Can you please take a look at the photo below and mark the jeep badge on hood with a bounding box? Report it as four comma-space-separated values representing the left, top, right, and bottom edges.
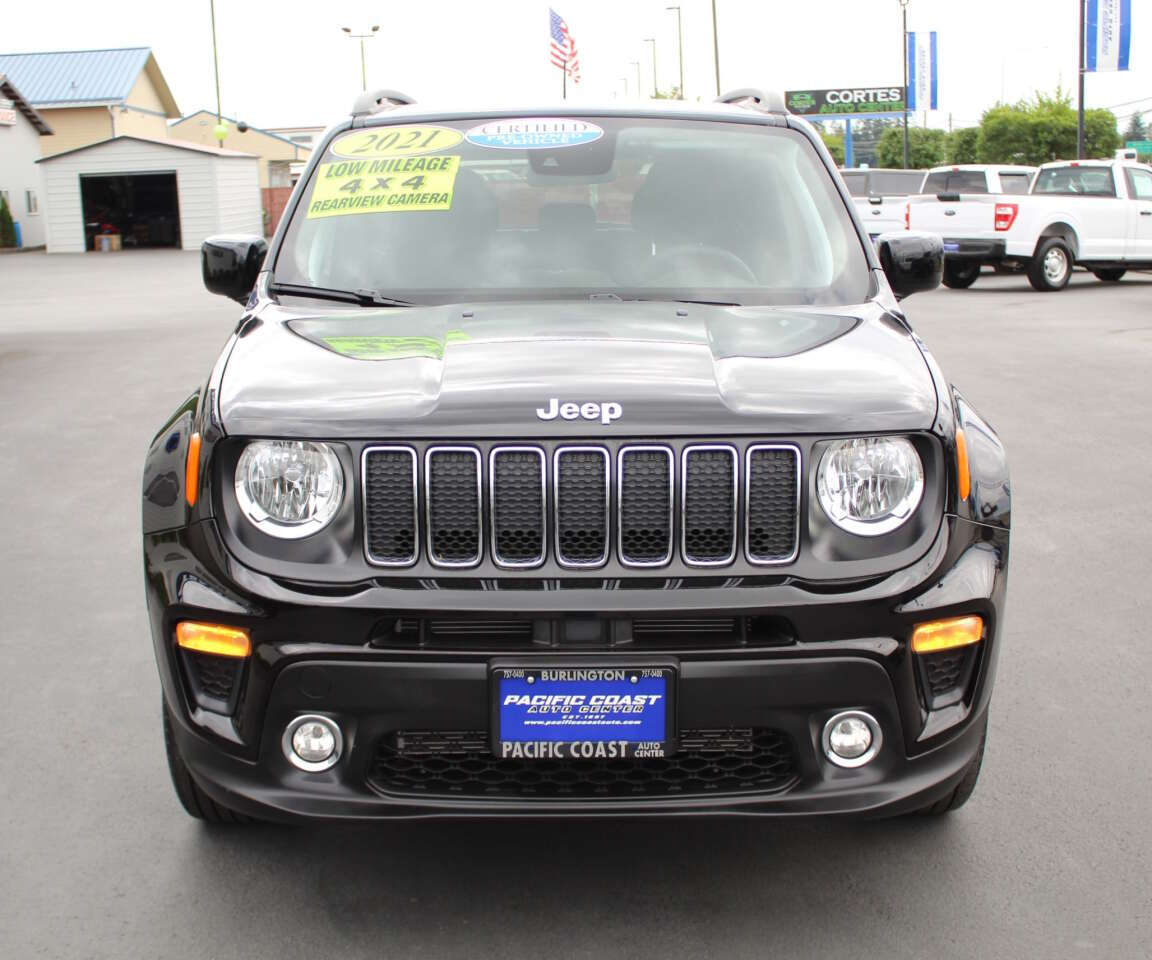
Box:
536, 398, 622, 425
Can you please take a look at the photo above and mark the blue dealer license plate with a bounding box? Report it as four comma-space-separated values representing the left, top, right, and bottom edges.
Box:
493, 666, 674, 760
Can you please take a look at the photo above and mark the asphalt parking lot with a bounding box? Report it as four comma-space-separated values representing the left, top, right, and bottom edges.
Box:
2, 250, 1150, 959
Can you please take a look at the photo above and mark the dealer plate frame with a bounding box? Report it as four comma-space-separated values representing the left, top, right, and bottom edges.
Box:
489, 658, 678, 760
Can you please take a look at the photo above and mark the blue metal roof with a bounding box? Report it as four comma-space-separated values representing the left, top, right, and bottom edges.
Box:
0, 47, 152, 106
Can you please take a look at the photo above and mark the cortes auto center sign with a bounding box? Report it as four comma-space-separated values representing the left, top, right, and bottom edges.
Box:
786, 87, 907, 116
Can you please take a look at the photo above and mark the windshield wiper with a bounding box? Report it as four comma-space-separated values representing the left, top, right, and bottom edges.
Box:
636, 297, 743, 307
269, 282, 414, 307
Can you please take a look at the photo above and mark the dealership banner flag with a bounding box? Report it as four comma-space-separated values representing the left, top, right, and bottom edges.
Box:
1086, 0, 1132, 72
906, 31, 938, 111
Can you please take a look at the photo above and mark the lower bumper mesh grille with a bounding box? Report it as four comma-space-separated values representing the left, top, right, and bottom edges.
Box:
367, 728, 798, 799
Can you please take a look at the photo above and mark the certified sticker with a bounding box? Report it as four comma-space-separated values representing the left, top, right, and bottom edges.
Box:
465, 118, 604, 150
329, 125, 464, 159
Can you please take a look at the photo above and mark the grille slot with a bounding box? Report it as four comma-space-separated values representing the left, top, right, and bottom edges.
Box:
745, 445, 800, 564
363, 447, 418, 566
618, 446, 673, 566
554, 447, 609, 567
682, 445, 737, 565
425, 447, 482, 567
368, 728, 798, 799
490, 447, 546, 567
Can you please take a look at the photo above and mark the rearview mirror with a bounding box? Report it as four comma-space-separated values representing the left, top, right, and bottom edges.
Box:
201, 235, 268, 304
876, 231, 943, 300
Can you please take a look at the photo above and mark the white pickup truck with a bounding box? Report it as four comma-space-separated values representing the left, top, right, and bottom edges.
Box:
908, 159, 1152, 291
840, 168, 924, 239
906, 164, 1037, 287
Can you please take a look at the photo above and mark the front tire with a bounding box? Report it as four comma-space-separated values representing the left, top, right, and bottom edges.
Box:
1027, 238, 1073, 291
912, 719, 987, 816
1092, 268, 1126, 282
942, 260, 981, 289
163, 702, 254, 823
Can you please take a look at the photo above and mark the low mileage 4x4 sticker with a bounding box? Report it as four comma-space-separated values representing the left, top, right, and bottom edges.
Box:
305, 156, 461, 218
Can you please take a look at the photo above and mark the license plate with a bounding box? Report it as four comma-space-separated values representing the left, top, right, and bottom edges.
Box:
492, 666, 674, 760
943, 242, 961, 253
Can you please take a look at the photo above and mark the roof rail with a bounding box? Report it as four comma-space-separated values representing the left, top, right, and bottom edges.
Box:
715, 88, 787, 115
351, 88, 416, 118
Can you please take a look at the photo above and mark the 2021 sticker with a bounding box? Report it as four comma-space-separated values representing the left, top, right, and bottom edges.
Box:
464, 118, 603, 150
329, 125, 464, 159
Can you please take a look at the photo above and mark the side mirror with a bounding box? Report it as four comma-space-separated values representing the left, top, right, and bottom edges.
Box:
201, 235, 268, 304
876, 231, 943, 300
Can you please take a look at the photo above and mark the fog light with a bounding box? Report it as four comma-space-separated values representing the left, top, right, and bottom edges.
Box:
822, 711, 882, 768
282, 715, 343, 772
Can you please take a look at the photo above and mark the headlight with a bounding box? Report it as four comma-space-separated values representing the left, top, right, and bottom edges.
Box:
234, 440, 344, 538
817, 436, 924, 536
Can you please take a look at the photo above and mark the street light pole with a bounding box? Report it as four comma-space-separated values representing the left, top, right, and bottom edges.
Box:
666, 6, 683, 99
209, 0, 223, 148
711, 0, 721, 95
342, 25, 379, 91
620, 77, 629, 97
631, 61, 642, 99
900, 0, 910, 168
644, 38, 657, 97
1077, 0, 1086, 159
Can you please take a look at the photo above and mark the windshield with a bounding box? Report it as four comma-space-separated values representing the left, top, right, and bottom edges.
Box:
273, 116, 871, 306
921, 169, 989, 194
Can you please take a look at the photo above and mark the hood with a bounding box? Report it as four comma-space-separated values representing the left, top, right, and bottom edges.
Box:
217, 299, 938, 438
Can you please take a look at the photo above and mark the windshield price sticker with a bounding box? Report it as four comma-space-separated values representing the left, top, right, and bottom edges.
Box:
306, 156, 461, 218
496, 667, 670, 759
329, 125, 464, 158
465, 118, 603, 150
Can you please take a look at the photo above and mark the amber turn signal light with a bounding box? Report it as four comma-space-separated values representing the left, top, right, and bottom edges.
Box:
185, 432, 202, 507
176, 622, 251, 658
955, 429, 971, 501
911, 615, 983, 654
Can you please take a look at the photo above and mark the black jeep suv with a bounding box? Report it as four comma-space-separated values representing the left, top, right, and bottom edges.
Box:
143, 89, 1008, 823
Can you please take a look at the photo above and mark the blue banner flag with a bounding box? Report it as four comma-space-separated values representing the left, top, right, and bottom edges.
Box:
907, 31, 938, 111
1086, 0, 1132, 72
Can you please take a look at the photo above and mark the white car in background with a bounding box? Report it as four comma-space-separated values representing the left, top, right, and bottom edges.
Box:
839, 168, 924, 239
907, 164, 1038, 287
911, 160, 1152, 291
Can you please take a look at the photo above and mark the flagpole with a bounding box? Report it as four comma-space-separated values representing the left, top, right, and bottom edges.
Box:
1077, 0, 1086, 159
563, 66, 567, 100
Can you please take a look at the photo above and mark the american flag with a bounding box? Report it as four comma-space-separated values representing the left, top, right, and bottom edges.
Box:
549, 8, 580, 83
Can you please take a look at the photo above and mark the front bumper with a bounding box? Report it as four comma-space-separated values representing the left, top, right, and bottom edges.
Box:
148, 515, 1008, 821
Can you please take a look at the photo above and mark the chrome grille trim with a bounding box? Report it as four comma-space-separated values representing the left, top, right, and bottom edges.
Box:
553, 446, 610, 569
489, 446, 547, 569
617, 445, 674, 568
424, 446, 482, 568
744, 443, 802, 565
361, 446, 419, 568
680, 444, 738, 567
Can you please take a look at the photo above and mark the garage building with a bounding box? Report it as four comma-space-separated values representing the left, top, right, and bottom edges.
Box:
37, 134, 261, 253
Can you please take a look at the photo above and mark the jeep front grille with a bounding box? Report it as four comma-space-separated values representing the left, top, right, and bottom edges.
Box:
362, 441, 800, 570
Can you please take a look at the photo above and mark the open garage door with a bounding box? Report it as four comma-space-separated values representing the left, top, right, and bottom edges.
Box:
80, 173, 181, 250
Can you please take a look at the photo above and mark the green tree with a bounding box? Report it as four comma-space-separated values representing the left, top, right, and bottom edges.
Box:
0, 194, 16, 248
1124, 112, 1148, 142
820, 131, 845, 165
977, 89, 1119, 164
876, 126, 949, 169
948, 127, 980, 164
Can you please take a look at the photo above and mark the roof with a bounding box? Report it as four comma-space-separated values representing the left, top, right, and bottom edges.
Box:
170, 109, 313, 151
0, 74, 53, 134
0, 47, 179, 116
37, 133, 257, 163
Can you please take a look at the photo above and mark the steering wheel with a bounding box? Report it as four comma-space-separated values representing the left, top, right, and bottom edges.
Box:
641, 243, 757, 285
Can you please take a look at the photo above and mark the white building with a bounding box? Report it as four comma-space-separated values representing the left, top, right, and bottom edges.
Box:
37, 134, 262, 254
0, 75, 54, 248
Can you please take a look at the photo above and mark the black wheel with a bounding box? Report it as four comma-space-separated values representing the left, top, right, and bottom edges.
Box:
912, 719, 987, 816
1027, 238, 1073, 291
163, 702, 253, 823
941, 260, 981, 289
1092, 268, 1126, 282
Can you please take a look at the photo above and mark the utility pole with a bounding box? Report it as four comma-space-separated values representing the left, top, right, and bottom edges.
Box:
711, 0, 721, 95
900, 0, 910, 168
667, 6, 683, 99
342, 25, 379, 91
1077, 0, 1086, 159
631, 61, 642, 99
620, 77, 629, 97
209, 0, 223, 148
644, 38, 657, 97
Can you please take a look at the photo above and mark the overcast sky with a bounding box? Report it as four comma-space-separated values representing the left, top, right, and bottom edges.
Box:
3, 0, 1148, 132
